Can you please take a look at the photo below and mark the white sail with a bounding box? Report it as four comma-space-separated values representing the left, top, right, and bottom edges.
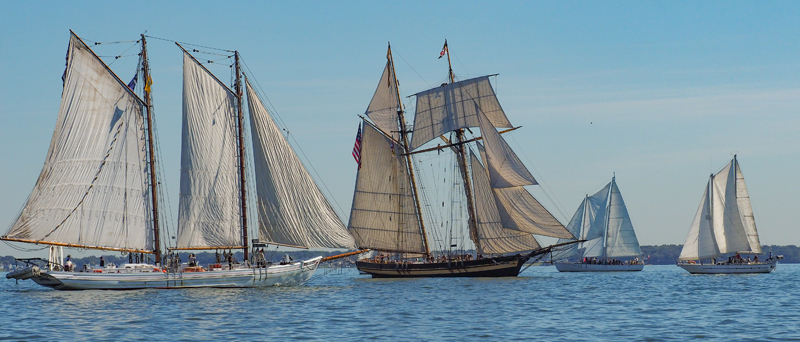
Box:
470, 152, 540, 254
247, 81, 356, 249
365, 61, 400, 139
410, 76, 512, 150
476, 107, 536, 188
176, 52, 242, 249
679, 183, 720, 260
605, 179, 642, 257
735, 161, 761, 253
347, 122, 426, 254
679, 157, 761, 260
3, 33, 153, 251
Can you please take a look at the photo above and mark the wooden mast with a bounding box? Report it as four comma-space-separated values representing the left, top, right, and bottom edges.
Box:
444, 40, 482, 253
388, 44, 431, 257
141, 34, 161, 265
234, 51, 249, 261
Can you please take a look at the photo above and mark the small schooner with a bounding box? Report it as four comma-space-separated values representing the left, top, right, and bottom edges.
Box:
349, 42, 577, 278
3, 31, 355, 290
553, 176, 644, 272
677, 155, 779, 274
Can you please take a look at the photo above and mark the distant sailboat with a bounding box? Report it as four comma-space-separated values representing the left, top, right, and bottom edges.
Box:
554, 176, 644, 272
4, 31, 355, 289
350, 42, 577, 278
677, 156, 779, 274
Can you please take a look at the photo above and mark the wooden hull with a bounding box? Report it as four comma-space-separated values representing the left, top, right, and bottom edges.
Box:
554, 262, 643, 272
356, 255, 526, 278
8, 257, 322, 290
677, 260, 777, 274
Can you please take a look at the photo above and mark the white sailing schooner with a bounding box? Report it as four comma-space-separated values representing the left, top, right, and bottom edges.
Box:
4, 31, 355, 290
677, 156, 778, 274
351, 42, 577, 278
554, 177, 644, 272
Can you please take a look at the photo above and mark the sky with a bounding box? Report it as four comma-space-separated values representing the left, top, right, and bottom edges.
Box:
1, 1, 799, 258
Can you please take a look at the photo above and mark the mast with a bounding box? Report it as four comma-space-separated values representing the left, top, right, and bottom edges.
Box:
444, 40, 481, 253
388, 44, 430, 257
141, 34, 161, 265
234, 51, 249, 261
602, 176, 613, 260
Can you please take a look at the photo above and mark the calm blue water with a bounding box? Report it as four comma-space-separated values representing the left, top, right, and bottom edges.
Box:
1, 264, 799, 341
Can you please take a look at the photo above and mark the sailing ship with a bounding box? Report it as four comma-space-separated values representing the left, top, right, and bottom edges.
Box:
677, 156, 779, 274
349, 42, 577, 278
3, 31, 356, 290
553, 176, 644, 272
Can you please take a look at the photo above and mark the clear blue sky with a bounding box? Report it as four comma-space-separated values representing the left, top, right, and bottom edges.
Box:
2, 1, 799, 257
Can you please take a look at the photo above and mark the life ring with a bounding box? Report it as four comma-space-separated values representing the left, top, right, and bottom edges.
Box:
93, 270, 103, 273
153, 268, 161, 272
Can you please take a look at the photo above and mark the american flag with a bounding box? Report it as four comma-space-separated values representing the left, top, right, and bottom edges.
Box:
352, 123, 362, 166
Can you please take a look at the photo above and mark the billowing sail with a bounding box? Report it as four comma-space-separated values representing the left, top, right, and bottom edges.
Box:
365, 61, 399, 139
347, 122, 426, 254
735, 162, 761, 253
176, 52, 242, 249
679, 156, 760, 260
679, 184, 719, 260
470, 152, 540, 254
477, 108, 536, 188
247, 81, 356, 249
605, 179, 642, 257
3, 33, 153, 252
410, 76, 512, 150
474, 140, 571, 239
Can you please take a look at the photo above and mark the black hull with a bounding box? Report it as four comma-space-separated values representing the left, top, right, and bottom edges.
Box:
356, 255, 527, 278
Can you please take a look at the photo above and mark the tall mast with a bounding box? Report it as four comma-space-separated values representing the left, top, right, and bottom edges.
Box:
388, 44, 430, 257
444, 40, 481, 253
234, 51, 249, 261
141, 34, 161, 265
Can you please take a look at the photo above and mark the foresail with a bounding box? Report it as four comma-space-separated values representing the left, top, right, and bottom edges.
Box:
735, 159, 761, 253
492, 187, 572, 238
679, 181, 719, 260
410, 76, 512, 150
365, 61, 400, 139
176, 52, 242, 249
4, 33, 153, 251
604, 179, 642, 257
247, 82, 356, 249
477, 108, 536, 188
347, 122, 426, 254
470, 152, 540, 254
585, 183, 611, 241
554, 198, 587, 260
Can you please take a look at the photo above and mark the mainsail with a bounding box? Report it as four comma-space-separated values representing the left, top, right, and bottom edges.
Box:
246, 81, 356, 249
2, 32, 153, 252
175, 51, 242, 249
347, 122, 426, 254
679, 156, 760, 260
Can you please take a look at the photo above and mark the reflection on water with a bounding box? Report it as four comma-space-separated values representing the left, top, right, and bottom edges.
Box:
2, 265, 799, 341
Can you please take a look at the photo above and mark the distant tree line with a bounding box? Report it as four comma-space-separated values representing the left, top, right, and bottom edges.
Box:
641, 245, 799, 264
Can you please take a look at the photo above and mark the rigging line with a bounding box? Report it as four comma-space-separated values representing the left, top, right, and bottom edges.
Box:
89, 39, 140, 45
144, 35, 235, 53
392, 48, 432, 89
507, 134, 570, 223
104, 41, 141, 67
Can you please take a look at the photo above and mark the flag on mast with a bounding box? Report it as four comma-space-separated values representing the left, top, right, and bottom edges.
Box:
438, 40, 448, 59
352, 123, 362, 167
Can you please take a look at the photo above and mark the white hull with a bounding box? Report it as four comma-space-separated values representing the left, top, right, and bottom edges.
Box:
677, 260, 777, 274
18, 257, 321, 290
554, 262, 644, 272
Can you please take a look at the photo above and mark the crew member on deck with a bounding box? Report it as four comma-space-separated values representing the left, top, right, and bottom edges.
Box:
99, 256, 105, 267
